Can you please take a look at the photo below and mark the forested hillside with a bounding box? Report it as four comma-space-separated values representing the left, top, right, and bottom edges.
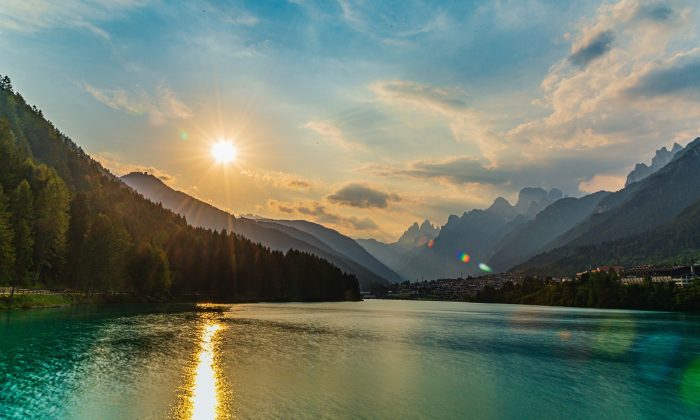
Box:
0, 75, 359, 301
516, 197, 700, 277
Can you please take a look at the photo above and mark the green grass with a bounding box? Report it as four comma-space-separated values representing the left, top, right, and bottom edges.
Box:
0, 294, 73, 310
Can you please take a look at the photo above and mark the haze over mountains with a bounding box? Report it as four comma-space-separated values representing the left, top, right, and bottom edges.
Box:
0, 79, 360, 302
122, 172, 400, 290
357, 139, 700, 281
123, 135, 700, 286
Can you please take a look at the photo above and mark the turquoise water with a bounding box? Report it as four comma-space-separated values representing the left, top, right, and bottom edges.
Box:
1, 300, 699, 419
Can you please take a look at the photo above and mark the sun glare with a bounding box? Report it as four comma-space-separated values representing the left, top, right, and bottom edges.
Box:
211, 141, 237, 164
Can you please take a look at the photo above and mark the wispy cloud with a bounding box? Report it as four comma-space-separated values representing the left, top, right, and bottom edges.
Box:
303, 120, 366, 151
83, 83, 192, 125
268, 200, 378, 231
0, 0, 146, 39
93, 151, 176, 182
239, 169, 313, 191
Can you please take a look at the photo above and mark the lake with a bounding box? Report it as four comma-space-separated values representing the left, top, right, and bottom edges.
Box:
1, 300, 699, 419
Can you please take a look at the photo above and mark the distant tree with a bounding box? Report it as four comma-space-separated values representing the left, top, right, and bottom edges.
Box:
0, 76, 12, 92
0, 185, 15, 286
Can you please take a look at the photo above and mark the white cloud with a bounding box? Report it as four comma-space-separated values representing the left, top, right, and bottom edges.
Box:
0, 0, 147, 39
84, 83, 192, 125
303, 120, 366, 151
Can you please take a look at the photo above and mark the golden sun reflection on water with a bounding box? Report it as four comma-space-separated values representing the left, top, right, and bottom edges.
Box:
192, 323, 223, 419
176, 321, 227, 420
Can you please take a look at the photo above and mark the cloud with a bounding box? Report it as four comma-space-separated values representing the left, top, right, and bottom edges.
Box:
498, 0, 700, 194
267, 200, 295, 213
239, 169, 313, 191
371, 80, 468, 114
303, 120, 365, 151
327, 183, 400, 208
635, 3, 674, 22
371, 147, 633, 194
384, 157, 506, 186
371, 80, 500, 160
83, 83, 192, 125
269, 200, 378, 231
568, 30, 614, 67
625, 51, 700, 98
578, 174, 626, 193
0, 0, 146, 39
92, 151, 176, 182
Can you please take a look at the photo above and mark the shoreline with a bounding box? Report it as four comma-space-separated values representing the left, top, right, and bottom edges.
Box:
0, 293, 362, 311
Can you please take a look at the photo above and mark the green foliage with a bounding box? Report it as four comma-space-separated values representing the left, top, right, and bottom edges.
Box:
10, 180, 35, 288
476, 272, 700, 311
0, 74, 360, 302
0, 185, 15, 283
128, 242, 172, 297
0, 294, 71, 310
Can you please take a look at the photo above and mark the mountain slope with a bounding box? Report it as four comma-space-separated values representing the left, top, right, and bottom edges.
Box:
121, 172, 394, 288
392, 188, 563, 280
549, 138, 700, 250
258, 219, 402, 284
0, 77, 359, 301
517, 196, 700, 276
488, 191, 610, 271
625, 143, 683, 186
517, 137, 700, 275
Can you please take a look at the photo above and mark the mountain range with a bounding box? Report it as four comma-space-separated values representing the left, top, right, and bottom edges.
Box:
0, 77, 360, 301
122, 172, 400, 290
358, 140, 700, 280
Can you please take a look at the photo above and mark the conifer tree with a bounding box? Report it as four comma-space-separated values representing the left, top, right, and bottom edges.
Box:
0, 185, 15, 286
10, 180, 34, 297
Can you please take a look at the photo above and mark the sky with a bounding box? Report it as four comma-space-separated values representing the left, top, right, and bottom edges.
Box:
2, 0, 700, 241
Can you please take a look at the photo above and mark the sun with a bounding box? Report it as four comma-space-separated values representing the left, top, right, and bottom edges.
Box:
211, 140, 237, 164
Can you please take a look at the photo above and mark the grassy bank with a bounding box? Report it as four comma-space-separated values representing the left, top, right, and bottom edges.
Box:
0, 294, 73, 310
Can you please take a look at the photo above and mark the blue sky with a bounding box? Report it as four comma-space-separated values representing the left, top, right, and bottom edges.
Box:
2, 0, 700, 240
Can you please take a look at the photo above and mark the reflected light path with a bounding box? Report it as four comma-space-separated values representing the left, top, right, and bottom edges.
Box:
190, 323, 225, 420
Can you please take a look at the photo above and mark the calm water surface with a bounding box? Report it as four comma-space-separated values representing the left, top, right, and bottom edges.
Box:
1, 300, 700, 419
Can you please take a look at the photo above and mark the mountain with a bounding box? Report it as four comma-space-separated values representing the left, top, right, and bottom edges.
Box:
357, 220, 440, 279
548, 138, 700, 250
121, 172, 397, 289
396, 220, 440, 249
625, 143, 683, 186
518, 196, 700, 276
488, 191, 610, 272
256, 218, 402, 284
385, 187, 563, 280
0, 76, 359, 301
518, 137, 700, 274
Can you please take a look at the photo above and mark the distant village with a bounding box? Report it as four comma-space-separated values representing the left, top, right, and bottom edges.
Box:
367, 263, 700, 301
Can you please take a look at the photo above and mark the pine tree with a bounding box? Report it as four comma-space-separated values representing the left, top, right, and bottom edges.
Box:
32, 166, 70, 284
10, 180, 34, 297
0, 185, 15, 286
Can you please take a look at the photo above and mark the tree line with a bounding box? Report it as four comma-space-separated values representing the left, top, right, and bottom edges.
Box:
0, 75, 360, 302
475, 271, 700, 311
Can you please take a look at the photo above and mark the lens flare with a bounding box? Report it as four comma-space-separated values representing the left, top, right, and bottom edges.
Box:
458, 252, 470, 263
681, 358, 700, 408
180, 130, 189, 141
427, 239, 435, 249
592, 316, 636, 357
478, 263, 493, 273
558, 330, 572, 341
